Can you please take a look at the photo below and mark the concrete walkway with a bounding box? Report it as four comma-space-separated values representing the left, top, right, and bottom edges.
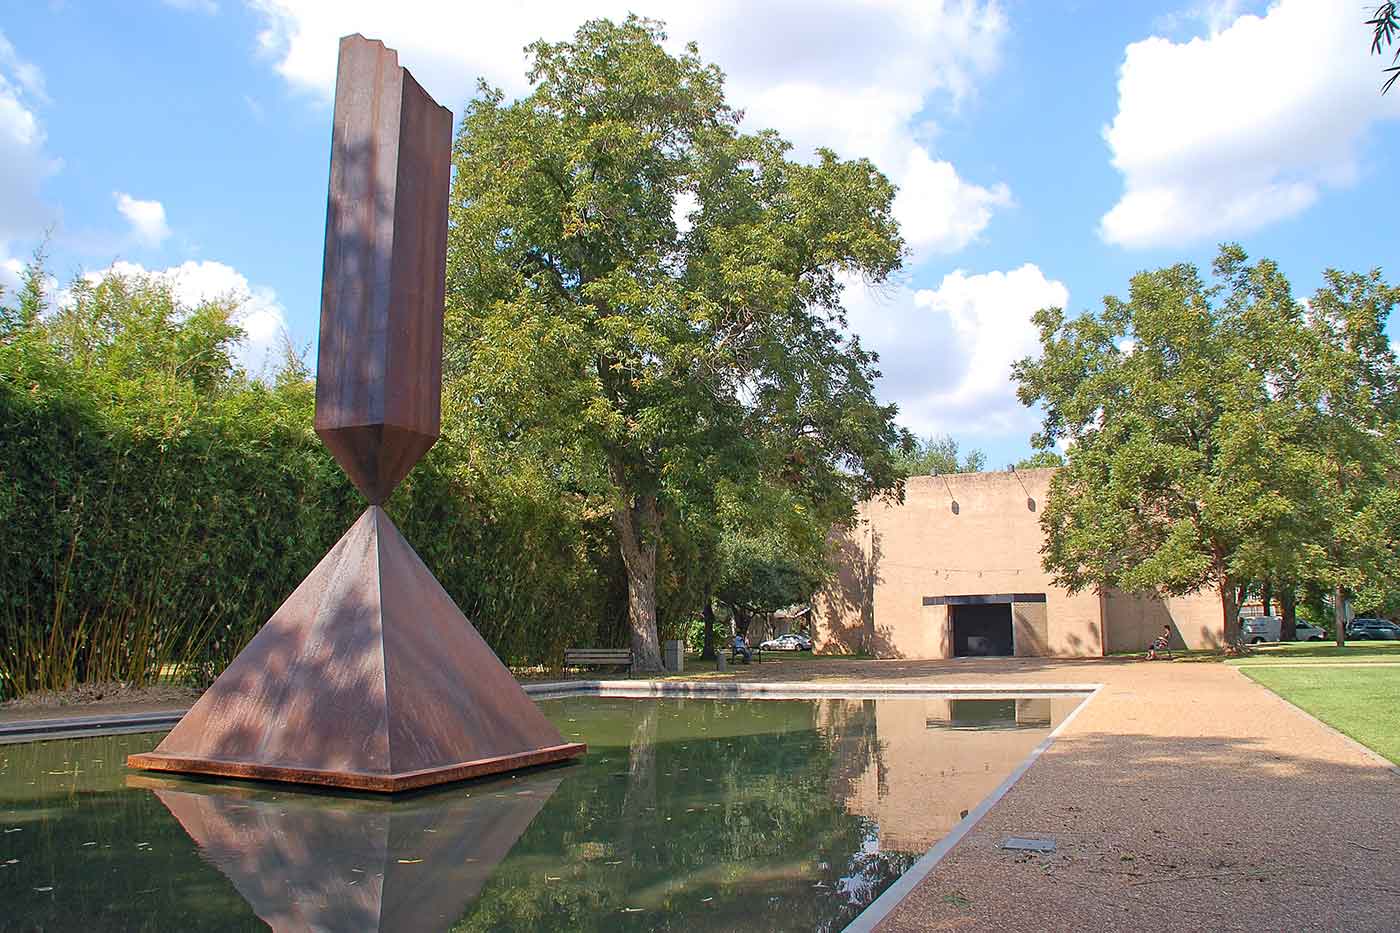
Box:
3, 656, 1396, 931
722, 657, 1398, 933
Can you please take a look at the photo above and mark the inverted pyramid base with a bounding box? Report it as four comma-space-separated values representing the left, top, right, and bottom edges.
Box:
127, 742, 585, 793
127, 506, 586, 793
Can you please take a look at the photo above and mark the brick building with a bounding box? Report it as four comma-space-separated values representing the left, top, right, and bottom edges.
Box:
813, 469, 1224, 658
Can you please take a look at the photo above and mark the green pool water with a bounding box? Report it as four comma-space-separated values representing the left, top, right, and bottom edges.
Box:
0, 694, 1080, 931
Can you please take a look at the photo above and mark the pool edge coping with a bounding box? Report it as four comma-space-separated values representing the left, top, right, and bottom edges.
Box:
0, 679, 1101, 740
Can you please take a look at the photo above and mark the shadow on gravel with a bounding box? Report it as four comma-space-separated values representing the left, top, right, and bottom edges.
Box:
884, 729, 1400, 933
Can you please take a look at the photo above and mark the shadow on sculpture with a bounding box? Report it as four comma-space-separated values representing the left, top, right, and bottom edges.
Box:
128, 34, 585, 791
128, 770, 561, 931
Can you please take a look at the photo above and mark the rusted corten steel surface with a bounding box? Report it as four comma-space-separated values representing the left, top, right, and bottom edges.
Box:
313, 34, 452, 505
136, 771, 561, 931
128, 34, 584, 793
128, 508, 586, 792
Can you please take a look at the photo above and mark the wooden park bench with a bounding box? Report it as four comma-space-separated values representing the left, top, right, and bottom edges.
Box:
728, 644, 764, 664
564, 648, 633, 673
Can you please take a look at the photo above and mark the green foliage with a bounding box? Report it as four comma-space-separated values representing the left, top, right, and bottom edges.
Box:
446, 17, 910, 667
891, 433, 986, 476
1013, 450, 1064, 469
1369, 2, 1400, 93
716, 529, 822, 619
1015, 245, 1400, 642
0, 262, 620, 698
455, 697, 913, 931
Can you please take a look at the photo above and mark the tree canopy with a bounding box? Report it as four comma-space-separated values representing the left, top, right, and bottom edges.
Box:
445, 17, 910, 669
1013, 450, 1065, 470
1014, 245, 1400, 644
890, 433, 986, 476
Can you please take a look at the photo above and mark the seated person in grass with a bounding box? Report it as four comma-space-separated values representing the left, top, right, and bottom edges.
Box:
1147, 625, 1172, 659
732, 633, 752, 663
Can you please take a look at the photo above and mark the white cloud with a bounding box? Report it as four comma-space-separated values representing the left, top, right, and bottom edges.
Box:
114, 192, 172, 248
0, 30, 59, 278
79, 259, 291, 375
1102, 0, 1400, 248
1, 256, 25, 296
247, 0, 1012, 256
895, 149, 1012, 254
844, 264, 1067, 438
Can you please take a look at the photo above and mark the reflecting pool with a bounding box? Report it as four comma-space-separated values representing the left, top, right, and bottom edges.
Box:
0, 694, 1082, 931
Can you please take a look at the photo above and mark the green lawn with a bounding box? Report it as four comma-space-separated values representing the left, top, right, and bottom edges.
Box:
1237, 663, 1400, 765
1231, 642, 1400, 664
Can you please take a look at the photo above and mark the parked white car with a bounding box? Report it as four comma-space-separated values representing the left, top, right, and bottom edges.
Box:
1241, 615, 1326, 643
760, 633, 814, 651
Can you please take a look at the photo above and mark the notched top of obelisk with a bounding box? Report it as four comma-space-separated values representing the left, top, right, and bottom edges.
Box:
314, 34, 453, 501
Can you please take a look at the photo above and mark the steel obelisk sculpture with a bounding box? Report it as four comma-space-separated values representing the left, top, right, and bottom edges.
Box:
128, 35, 585, 792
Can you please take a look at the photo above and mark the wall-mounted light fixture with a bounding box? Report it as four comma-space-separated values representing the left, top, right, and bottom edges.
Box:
934, 472, 959, 514
1009, 465, 1037, 512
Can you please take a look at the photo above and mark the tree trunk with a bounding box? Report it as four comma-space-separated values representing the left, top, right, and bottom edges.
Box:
700, 587, 716, 660
1221, 579, 1241, 646
1333, 584, 1347, 648
1261, 580, 1273, 617
613, 493, 664, 672
1280, 586, 1297, 642
733, 605, 752, 638
619, 704, 658, 860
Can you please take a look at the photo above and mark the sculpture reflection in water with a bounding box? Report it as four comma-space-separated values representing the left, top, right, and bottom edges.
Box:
74, 696, 1083, 932
127, 771, 560, 933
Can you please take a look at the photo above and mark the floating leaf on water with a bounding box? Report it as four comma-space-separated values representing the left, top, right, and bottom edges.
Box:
81, 842, 96, 847
397, 858, 423, 864
621, 908, 643, 913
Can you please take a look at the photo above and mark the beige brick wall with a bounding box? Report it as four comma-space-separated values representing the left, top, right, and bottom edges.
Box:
1103, 590, 1226, 651
813, 469, 1221, 657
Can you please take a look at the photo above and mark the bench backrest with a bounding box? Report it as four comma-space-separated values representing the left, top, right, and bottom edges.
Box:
564, 648, 632, 663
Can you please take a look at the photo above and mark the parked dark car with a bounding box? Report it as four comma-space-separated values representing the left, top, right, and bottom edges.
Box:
1346, 618, 1400, 640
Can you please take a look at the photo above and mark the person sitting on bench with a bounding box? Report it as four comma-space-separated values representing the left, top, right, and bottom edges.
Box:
731, 633, 753, 663
1146, 625, 1171, 659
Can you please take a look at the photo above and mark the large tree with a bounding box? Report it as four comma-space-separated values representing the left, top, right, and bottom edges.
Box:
1016, 247, 1400, 647
445, 17, 908, 670
1288, 270, 1400, 644
1012, 247, 1307, 644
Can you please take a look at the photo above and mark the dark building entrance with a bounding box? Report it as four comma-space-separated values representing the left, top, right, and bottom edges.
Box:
951, 603, 1014, 656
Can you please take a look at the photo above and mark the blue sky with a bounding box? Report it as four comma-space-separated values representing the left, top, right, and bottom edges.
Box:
2, 0, 1398, 467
